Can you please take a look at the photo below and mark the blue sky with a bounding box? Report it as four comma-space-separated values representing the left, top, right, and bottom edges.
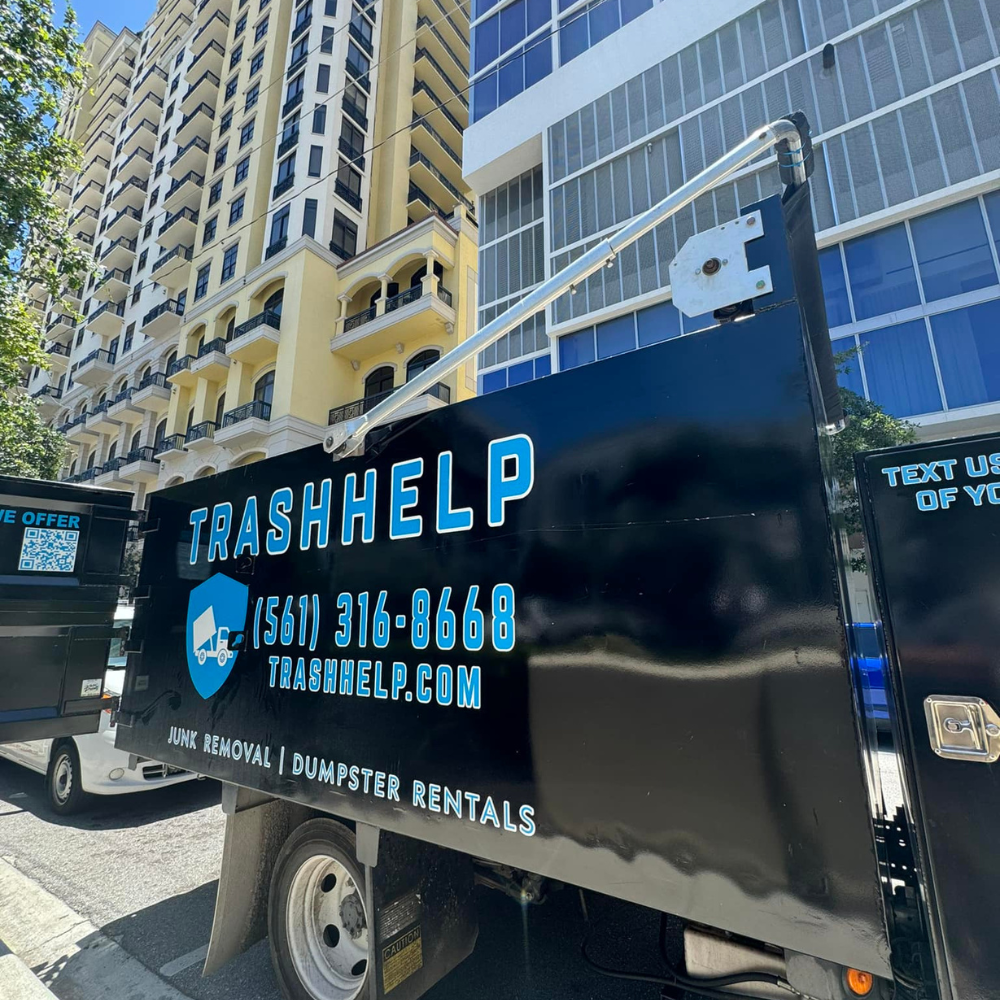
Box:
57, 0, 155, 39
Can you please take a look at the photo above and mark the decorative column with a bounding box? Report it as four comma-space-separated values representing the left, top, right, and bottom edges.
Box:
422, 250, 439, 299
376, 273, 391, 316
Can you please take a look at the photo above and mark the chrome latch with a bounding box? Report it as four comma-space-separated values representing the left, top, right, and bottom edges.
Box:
924, 695, 1000, 763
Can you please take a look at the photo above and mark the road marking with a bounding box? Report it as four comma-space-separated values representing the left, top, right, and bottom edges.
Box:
0, 858, 189, 1000
159, 943, 208, 978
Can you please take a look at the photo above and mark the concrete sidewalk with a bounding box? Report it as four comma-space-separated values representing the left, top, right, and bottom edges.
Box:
0, 938, 56, 999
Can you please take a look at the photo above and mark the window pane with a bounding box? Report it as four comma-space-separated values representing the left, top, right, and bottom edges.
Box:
472, 76, 498, 122
589, 0, 620, 45
910, 200, 997, 302
558, 327, 595, 369
931, 300, 1000, 409
482, 369, 507, 393
859, 319, 941, 417
818, 246, 852, 327
524, 29, 551, 88
985, 191, 1000, 262
844, 224, 920, 320
534, 353, 551, 377
500, 0, 525, 52
303, 198, 317, 238
832, 335, 864, 397
636, 299, 681, 346
498, 51, 524, 104
475, 14, 499, 71
559, 10, 588, 63
507, 359, 534, 385
596, 313, 635, 359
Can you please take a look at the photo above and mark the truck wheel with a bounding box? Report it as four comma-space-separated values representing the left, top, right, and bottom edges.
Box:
48, 741, 86, 815
197, 649, 207, 665
217, 649, 228, 667
269, 818, 370, 1000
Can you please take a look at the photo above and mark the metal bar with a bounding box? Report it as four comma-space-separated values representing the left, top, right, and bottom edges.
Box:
325, 116, 806, 458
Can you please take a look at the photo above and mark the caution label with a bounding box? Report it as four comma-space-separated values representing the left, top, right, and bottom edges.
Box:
381, 925, 422, 993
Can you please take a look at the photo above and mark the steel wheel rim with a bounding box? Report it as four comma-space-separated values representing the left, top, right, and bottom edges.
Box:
53, 753, 73, 803
286, 853, 369, 1000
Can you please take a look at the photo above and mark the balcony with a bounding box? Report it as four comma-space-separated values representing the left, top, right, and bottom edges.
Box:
185, 40, 225, 83
192, 10, 229, 49
104, 205, 143, 241
154, 433, 187, 458
175, 102, 214, 147
338, 137, 365, 171
64, 468, 99, 484
121, 118, 158, 158
291, 14, 311, 42
94, 457, 128, 487
185, 420, 218, 450
407, 182, 448, 222
30, 384, 63, 416
136, 64, 168, 96
93, 91, 127, 126
277, 129, 299, 158
410, 116, 462, 177
118, 146, 154, 180
332, 284, 456, 357
94, 267, 132, 300
80, 154, 111, 187
342, 95, 368, 132
75, 231, 95, 249
74, 348, 116, 386
158, 206, 199, 243
100, 235, 137, 271
110, 175, 148, 212
53, 182, 73, 207
328, 382, 451, 426
141, 298, 186, 335
85, 399, 122, 435
264, 237, 287, 260
192, 337, 231, 381
228, 310, 280, 364
84, 129, 116, 160
132, 371, 172, 414
413, 46, 468, 120
334, 178, 362, 210
108, 386, 145, 424
273, 174, 295, 200
215, 399, 271, 448
164, 170, 205, 213
132, 89, 164, 121
166, 353, 197, 387
106, 71, 133, 101
150, 244, 193, 288
417, 0, 468, 57
46, 341, 71, 371
412, 81, 465, 147
66, 412, 98, 442
69, 205, 100, 237
181, 70, 220, 114
282, 89, 304, 118
118, 446, 160, 483
169, 136, 210, 178
87, 298, 126, 337
72, 179, 105, 211
345, 59, 370, 93
415, 16, 468, 109
408, 149, 473, 216
348, 19, 374, 56
46, 314, 74, 338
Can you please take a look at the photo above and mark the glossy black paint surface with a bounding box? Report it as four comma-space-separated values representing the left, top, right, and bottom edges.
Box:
0, 475, 133, 743
119, 194, 888, 975
859, 435, 1000, 1000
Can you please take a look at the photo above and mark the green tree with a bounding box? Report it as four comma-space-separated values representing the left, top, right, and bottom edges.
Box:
0, 0, 87, 478
832, 349, 917, 570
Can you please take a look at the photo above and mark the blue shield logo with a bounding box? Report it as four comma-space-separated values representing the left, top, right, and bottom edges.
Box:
185, 573, 249, 699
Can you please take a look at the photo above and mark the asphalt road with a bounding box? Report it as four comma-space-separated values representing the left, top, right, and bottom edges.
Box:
0, 757, 659, 1000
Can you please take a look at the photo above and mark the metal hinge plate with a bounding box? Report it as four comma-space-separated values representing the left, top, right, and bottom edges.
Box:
924, 694, 1000, 762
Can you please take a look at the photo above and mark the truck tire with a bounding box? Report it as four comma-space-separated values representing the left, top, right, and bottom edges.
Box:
48, 741, 87, 815
269, 818, 370, 1000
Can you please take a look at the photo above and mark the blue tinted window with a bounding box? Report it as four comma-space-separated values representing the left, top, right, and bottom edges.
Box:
985, 191, 1000, 261
472, 76, 498, 122
474, 0, 499, 16
498, 50, 524, 104
524, 30, 551, 87
910, 200, 997, 302
534, 354, 551, 377
621, 0, 653, 24
527, 0, 548, 32
596, 313, 636, 359
859, 320, 941, 417
589, 0, 620, 45
636, 299, 681, 346
482, 369, 507, 394
474, 14, 499, 71
832, 335, 864, 397
507, 359, 534, 385
500, 0, 525, 50
818, 246, 852, 327
931, 300, 1000, 408
559, 8, 588, 62
559, 328, 596, 369
844, 224, 920, 321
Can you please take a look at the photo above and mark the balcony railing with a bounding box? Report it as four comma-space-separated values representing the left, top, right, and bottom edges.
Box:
87, 299, 126, 324
222, 399, 271, 426
409, 149, 474, 212
328, 387, 391, 424
171, 136, 210, 167
125, 445, 159, 465
335, 179, 362, 209
119, 146, 154, 174
84, 129, 116, 155
105, 205, 143, 230
386, 284, 422, 313
100, 456, 127, 475
76, 231, 95, 246
137, 65, 168, 89
178, 102, 215, 132
264, 236, 287, 259
414, 46, 468, 106
411, 116, 461, 167
124, 118, 159, 143
277, 130, 299, 157
343, 304, 376, 332
183, 69, 221, 100
329, 239, 356, 260
138, 371, 169, 390
282, 89, 304, 117
342, 96, 368, 131
152, 243, 193, 272
143, 298, 186, 327
198, 337, 228, 357
192, 10, 229, 46
349, 21, 373, 55
72, 180, 105, 204
273, 174, 295, 199
338, 137, 365, 169
291, 14, 311, 40
415, 16, 466, 76
95, 266, 132, 292
412, 81, 465, 136
113, 386, 134, 404
188, 40, 225, 74
114, 175, 149, 200
46, 342, 71, 357
100, 236, 137, 261
166, 170, 205, 196
186, 420, 217, 443
167, 355, 195, 377
67, 467, 99, 483
438, 285, 453, 306
80, 347, 116, 367
158, 206, 199, 236
154, 433, 187, 455
345, 60, 370, 92
31, 384, 63, 401
407, 182, 449, 219
233, 309, 281, 340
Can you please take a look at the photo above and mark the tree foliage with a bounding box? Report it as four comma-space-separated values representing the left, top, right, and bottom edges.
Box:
831, 349, 917, 570
0, 0, 87, 477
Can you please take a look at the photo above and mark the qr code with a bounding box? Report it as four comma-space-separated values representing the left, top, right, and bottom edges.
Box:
18, 527, 80, 573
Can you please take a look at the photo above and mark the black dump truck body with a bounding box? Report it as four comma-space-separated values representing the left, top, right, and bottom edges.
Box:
116, 190, 897, 988
0, 475, 133, 743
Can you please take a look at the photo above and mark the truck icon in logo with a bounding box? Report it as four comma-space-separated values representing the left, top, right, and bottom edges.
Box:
185, 573, 249, 699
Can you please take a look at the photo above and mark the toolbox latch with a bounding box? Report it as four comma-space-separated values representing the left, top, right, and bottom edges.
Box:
924, 695, 1000, 762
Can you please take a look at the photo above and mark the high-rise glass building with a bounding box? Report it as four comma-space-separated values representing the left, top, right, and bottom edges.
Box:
27, 0, 477, 506
465, 0, 1000, 449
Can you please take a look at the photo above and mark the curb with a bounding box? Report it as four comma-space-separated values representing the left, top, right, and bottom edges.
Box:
0, 939, 57, 999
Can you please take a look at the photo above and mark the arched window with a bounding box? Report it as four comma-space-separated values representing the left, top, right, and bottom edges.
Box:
369, 283, 398, 308
254, 370, 275, 406
226, 316, 235, 340
263, 288, 284, 318
130, 430, 142, 454
165, 350, 177, 373
108, 441, 117, 462
406, 349, 439, 381
98, 391, 107, 405
138, 364, 150, 383
69, 460, 77, 476
408, 261, 442, 288
154, 418, 167, 446
86, 451, 96, 470
186, 407, 195, 431
365, 366, 394, 399
215, 394, 226, 426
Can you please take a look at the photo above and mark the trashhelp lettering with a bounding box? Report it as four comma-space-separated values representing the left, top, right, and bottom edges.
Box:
187, 434, 535, 564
